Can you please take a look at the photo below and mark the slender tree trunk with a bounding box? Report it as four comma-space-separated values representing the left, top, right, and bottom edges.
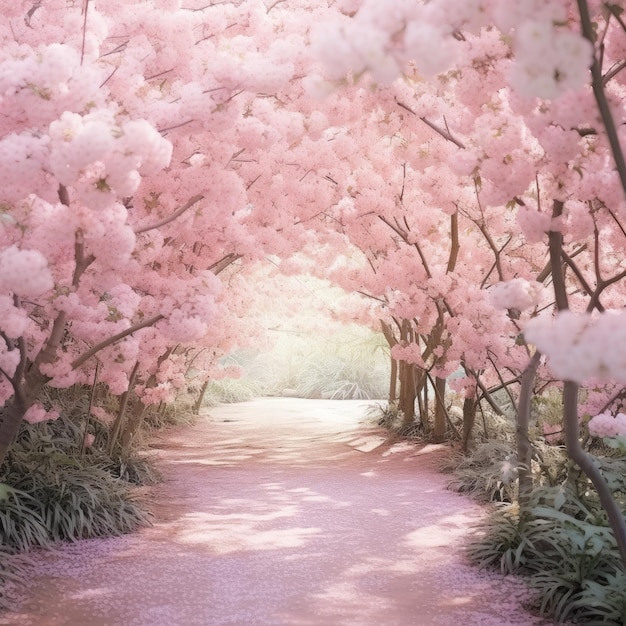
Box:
542, 190, 626, 565
0, 401, 27, 463
81, 363, 100, 456
517, 351, 541, 507
399, 361, 416, 428
107, 361, 140, 455
416, 371, 429, 433
121, 397, 147, 452
380, 319, 399, 409
122, 347, 176, 450
193, 379, 210, 414
461, 395, 478, 453
433, 377, 447, 440
563, 381, 626, 567
389, 358, 398, 404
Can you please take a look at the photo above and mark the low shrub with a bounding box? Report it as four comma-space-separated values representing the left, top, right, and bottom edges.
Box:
0, 408, 154, 605
468, 458, 626, 624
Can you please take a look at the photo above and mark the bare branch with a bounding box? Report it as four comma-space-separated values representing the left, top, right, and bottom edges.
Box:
134, 195, 204, 234
100, 41, 129, 58
80, 0, 90, 66
396, 100, 466, 149
560, 248, 598, 309
578, 0, 626, 200
603, 59, 626, 85
0, 366, 16, 390
100, 66, 119, 89
158, 119, 195, 134
71, 314, 164, 370
548, 200, 568, 310
208, 253, 242, 275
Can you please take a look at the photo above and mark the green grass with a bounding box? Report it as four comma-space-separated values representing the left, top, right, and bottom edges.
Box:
0, 404, 155, 606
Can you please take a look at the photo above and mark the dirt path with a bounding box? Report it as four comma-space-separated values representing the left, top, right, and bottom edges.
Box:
2, 398, 553, 626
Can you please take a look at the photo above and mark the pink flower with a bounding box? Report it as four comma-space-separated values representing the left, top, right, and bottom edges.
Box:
23, 404, 60, 424
0, 246, 54, 297
588, 412, 626, 439
489, 278, 545, 311
524, 311, 626, 384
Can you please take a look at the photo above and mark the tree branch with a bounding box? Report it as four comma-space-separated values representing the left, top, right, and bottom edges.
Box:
396, 100, 466, 149
564, 381, 626, 566
548, 200, 568, 310
517, 351, 542, 506
134, 195, 204, 234
578, 0, 626, 199
71, 314, 164, 370
208, 253, 242, 275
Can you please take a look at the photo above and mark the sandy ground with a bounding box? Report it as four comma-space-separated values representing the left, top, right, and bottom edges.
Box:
1, 398, 557, 626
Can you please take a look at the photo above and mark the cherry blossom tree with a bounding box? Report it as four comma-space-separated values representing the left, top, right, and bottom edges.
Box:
2, 0, 626, 568
308, 0, 626, 565
0, 0, 345, 462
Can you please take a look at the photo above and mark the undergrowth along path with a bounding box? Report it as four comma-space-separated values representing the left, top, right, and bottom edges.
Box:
3, 398, 554, 625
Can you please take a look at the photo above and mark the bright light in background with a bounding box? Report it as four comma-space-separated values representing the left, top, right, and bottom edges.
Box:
206, 262, 391, 405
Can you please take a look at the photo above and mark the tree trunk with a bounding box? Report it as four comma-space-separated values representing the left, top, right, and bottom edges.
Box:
517, 352, 541, 507
389, 358, 398, 404
563, 381, 626, 568
0, 364, 51, 465
107, 361, 140, 455
416, 371, 429, 433
461, 395, 478, 452
398, 361, 416, 428
121, 397, 147, 452
193, 379, 210, 414
433, 377, 447, 440
0, 401, 27, 464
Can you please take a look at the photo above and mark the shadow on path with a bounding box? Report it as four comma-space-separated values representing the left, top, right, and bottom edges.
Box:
2, 399, 554, 626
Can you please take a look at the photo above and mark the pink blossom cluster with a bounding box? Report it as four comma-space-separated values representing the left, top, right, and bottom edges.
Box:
311, 0, 592, 100
23, 404, 60, 425
588, 412, 626, 439
391, 343, 425, 368
49, 111, 172, 210
0, 245, 54, 298
525, 311, 626, 384
0, 336, 20, 384
509, 19, 593, 99
0, 42, 103, 130
0, 0, 622, 443
489, 279, 545, 311
90, 406, 114, 426
138, 383, 174, 406
310, 1, 460, 84
0, 132, 51, 205
0, 295, 29, 339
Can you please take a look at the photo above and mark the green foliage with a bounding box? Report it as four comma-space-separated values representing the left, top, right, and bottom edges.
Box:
1, 416, 151, 550
141, 398, 198, 431
445, 441, 519, 503
98, 451, 160, 486
0, 403, 154, 607
206, 375, 264, 405
0, 484, 49, 551
293, 349, 387, 399
468, 460, 626, 624
0, 380, 193, 611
